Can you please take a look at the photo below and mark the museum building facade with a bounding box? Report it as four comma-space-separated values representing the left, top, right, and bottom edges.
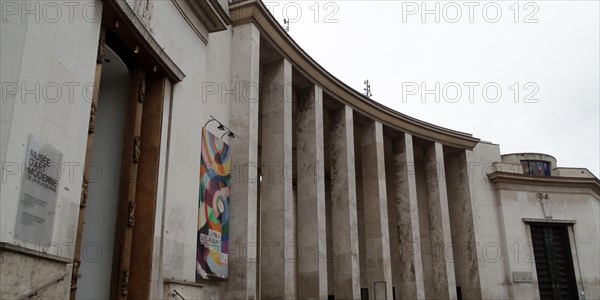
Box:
1, 0, 598, 299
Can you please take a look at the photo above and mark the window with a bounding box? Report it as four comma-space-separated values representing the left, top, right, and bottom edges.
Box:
521, 160, 552, 176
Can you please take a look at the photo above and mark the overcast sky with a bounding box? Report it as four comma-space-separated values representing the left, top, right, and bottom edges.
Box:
265, 0, 600, 177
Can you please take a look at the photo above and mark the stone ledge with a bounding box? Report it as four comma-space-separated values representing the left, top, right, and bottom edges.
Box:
0, 242, 72, 264
164, 278, 205, 288
522, 218, 576, 225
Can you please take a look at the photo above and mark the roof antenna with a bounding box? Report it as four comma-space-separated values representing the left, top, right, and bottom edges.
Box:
283, 19, 290, 32
364, 80, 372, 98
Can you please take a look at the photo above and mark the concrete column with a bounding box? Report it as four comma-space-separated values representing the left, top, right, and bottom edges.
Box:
260, 59, 295, 299
226, 23, 260, 300
325, 183, 334, 297
414, 156, 435, 298
424, 142, 457, 299
388, 134, 425, 300
355, 125, 368, 290
360, 121, 393, 300
329, 106, 361, 299
445, 151, 482, 299
296, 86, 328, 299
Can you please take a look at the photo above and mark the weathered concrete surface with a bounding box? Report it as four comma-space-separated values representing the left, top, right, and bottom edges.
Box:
0, 250, 70, 299
445, 151, 482, 300
386, 134, 425, 300
329, 106, 361, 299
424, 142, 457, 300
355, 123, 368, 291
296, 86, 328, 299
360, 121, 393, 300
259, 59, 296, 299
226, 22, 260, 299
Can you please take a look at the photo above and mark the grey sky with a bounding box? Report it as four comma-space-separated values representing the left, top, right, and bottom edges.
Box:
265, 0, 600, 177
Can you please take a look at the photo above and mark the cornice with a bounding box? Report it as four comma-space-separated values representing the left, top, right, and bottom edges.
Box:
172, 0, 231, 44
229, 0, 480, 149
487, 171, 600, 196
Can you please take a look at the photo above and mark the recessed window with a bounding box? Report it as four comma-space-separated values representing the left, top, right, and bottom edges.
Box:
521, 160, 552, 176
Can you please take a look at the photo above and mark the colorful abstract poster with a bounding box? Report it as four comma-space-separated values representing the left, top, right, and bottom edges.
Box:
197, 128, 230, 281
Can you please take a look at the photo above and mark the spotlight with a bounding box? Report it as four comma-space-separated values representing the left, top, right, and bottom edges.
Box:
204, 115, 220, 128
204, 115, 240, 140
221, 131, 236, 140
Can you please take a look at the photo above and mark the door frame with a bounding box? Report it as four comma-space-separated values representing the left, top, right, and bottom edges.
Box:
525, 219, 582, 300
70, 1, 176, 298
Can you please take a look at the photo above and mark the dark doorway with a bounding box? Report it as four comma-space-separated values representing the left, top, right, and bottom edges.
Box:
530, 224, 579, 300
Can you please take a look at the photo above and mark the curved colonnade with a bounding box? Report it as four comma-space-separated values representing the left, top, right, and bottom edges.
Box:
226, 1, 481, 299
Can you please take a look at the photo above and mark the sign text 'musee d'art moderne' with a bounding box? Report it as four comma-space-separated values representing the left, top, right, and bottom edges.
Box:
15, 134, 63, 244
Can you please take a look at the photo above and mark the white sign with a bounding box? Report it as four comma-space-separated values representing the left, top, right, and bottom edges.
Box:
200, 229, 222, 253
14, 134, 62, 243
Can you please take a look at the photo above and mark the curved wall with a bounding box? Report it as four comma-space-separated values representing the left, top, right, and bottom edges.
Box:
502, 153, 558, 171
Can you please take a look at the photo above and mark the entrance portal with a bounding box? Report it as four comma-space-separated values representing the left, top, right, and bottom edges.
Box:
76, 46, 129, 299
530, 224, 579, 300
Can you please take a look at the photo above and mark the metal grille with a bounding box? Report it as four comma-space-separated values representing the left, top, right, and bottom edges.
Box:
530, 224, 579, 300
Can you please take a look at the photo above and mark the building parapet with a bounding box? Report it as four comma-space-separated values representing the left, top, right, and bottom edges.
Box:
487, 171, 600, 196
490, 162, 523, 174
554, 167, 596, 178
